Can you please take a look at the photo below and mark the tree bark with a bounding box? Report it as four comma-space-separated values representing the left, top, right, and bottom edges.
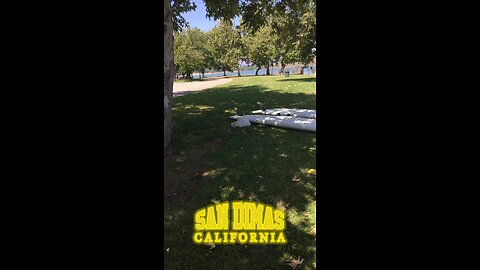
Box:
266, 62, 270, 76
280, 61, 286, 75
237, 66, 241, 76
164, 0, 174, 158
255, 66, 261, 76
223, 69, 226, 76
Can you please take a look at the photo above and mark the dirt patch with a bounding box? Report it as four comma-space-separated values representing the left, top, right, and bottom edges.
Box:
173, 78, 232, 97
164, 138, 223, 206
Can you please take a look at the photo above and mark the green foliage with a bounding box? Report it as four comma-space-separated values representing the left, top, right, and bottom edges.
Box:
270, 11, 300, 67
171, 0, 316, 76
204, 0, 241, 22
219, 0, 316, 72
207, 21, 244, 73
270, 0, 316, 67
293, 1, 316, 65
174, 28, 210, 78
243, 24, 276, 70
171, 0, 197, 31
204, 0, 313, 32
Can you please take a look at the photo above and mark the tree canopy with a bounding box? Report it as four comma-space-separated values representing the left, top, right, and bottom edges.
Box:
171, 0, 197, 31
242, 24, 276, 74
171, 0, 316, 74
174, 28, 210, 79
207, 21, 244, 75
203, 0, 314, 31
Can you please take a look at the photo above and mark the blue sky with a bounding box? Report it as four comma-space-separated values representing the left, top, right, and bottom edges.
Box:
181, 0, 240, 32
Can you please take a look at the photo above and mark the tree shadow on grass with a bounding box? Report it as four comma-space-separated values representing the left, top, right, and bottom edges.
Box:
277, 77, 317, 83
165, 83, 317, 270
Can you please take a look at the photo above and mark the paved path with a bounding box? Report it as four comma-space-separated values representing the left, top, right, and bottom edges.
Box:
173, 78, 232, 97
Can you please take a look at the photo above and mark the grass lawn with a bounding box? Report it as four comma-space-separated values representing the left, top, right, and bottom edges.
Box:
165, 75, 317, 269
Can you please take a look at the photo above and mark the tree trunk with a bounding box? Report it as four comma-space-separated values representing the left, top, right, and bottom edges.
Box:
280, 61, 286, 75
202, 72, 205, 78
223, 69, 226, 76
255, 66, 261, 76
164, 0, 174, 158
266, 62, 270, 76
237, 66, 241, 77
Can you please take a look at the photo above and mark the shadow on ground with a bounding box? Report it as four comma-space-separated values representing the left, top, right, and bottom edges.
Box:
277, 77, 317, 83
164, 81, 316, 270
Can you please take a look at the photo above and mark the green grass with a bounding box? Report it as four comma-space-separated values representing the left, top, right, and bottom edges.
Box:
165, 75, 316, 269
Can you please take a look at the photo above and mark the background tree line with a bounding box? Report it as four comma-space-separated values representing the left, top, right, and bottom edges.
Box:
173, 1, 316, 80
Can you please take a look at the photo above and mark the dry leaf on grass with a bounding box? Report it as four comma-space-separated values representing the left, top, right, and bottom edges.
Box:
307, 169, 316, 175
287, 257, 304, 269
204, 243, 216, 249
308, 228, 316, 237
292, 176, 301, 182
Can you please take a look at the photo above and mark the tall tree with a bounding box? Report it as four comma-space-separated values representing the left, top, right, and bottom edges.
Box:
269, 0, 316, 74
174, 28, 209, 79
234, 25, 247, 76
293, 0, 316, 73
164, 0, 195, 157
164, 1, 174, 158
271, 13, 300, 75
208, 20, 243, 76
243, 24, 276, 75
191, 29, 212, 78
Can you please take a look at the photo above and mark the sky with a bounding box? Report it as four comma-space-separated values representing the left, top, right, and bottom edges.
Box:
181, 0, 240, 32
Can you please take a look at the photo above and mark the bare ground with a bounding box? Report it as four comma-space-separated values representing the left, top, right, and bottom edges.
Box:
164, 138, 223, 207
173, 78, 232, 97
